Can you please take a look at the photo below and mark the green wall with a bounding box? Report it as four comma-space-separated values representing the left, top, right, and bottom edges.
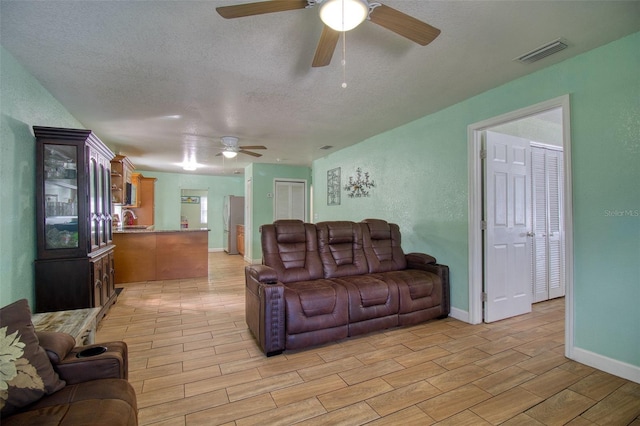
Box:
2, 31, 638, 373
312, 32, 640, 367
0, 47, 84, 307
135, 170, 244, 250
246, 163, 312, 261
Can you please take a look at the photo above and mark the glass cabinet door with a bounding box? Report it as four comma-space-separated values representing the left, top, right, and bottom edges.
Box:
97, 163, 106, 247
43, 143, 79, 251
104, 170, 113, 244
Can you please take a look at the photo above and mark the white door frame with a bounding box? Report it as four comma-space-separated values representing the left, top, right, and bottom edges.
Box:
245, 177, 253, 262
467, 94, 575, 359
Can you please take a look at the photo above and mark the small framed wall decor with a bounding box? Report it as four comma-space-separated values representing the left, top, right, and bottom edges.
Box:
327, 167, 341, 206
181, 196, 200, 204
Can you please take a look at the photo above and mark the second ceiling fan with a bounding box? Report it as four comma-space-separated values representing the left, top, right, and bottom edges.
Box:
216, 0, 441, 67
217, 136, 266, 158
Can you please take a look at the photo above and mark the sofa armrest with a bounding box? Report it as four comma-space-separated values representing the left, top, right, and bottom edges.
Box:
245, 266, 285, 356
432, 263, 450, 318
405, 255, 451, 318
405, 252, 437, 267
246, 264, 279, 284
53, 341, 129, 385
37, 331, 76, 364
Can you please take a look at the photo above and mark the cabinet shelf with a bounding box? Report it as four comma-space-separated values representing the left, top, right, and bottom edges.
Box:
46, 179, 78, 190
110, 155, 134, 206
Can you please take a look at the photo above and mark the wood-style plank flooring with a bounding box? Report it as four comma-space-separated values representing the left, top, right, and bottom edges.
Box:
97, 252, 640, 425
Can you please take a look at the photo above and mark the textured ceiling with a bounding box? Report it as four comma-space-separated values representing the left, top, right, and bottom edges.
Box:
2, 1, 639, 175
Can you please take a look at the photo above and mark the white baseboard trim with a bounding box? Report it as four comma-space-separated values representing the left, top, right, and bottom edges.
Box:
208, 248, 224, 252
449, 307, 470, 323
571, 347, 640, 384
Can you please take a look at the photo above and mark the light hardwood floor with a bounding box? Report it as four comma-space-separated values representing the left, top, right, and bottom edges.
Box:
97, 252, 640, 425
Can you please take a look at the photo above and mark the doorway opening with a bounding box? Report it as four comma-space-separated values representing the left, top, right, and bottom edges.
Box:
467, 95, 575, 359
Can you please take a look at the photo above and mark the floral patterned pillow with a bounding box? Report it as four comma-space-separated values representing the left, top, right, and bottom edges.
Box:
0, 299, 65, 417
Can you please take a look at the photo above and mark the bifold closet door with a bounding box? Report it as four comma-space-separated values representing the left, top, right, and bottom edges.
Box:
274, 180, 306, 221
531, 145, 565, 303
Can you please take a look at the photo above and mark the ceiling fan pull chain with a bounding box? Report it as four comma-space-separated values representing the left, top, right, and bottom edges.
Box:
342, 27, 347, 88
341, 0, 347, 88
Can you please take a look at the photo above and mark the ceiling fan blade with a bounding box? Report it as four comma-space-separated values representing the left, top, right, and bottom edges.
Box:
216, 0, 308, 19
239, 145, 267, 150
369, 4, 441, 46
312, 25, 340, 67
239, 150, 263, 157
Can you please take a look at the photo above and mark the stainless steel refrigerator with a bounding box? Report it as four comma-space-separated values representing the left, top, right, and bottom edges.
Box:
223, 195, 244, 254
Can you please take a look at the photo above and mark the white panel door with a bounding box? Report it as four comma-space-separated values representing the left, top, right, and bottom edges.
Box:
484, 131, 532, 322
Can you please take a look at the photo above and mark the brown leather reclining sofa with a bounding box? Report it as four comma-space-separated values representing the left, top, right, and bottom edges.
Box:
245, 219, 450, 356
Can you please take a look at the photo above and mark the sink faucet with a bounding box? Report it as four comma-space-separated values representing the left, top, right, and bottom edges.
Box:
122, 209, 137, 225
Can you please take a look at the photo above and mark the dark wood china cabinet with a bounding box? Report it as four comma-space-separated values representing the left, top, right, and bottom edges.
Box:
34, 126, 117, 322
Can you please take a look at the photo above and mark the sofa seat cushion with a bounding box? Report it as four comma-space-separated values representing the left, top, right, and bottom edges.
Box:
3, 379, 137, 426
284, 280, 349, 334
330, 275, 399, 323
374, 270, 441, 313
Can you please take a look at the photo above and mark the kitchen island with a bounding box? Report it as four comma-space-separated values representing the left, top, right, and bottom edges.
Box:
113, 228, 209, 283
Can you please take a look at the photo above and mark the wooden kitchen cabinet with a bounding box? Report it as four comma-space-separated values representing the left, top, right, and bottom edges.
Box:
237, 225, 245, 256
34, 126, 117, 321
110, 154, 134, 206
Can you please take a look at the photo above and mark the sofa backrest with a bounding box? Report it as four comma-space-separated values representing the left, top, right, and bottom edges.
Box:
361, 219, 407, 273
261, 220, 324, 283
316, 221, 368, 278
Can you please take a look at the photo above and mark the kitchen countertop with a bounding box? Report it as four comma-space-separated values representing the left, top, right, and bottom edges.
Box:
113, 227, 210, 233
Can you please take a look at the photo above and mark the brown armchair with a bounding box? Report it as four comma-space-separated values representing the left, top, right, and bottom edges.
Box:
2, 330, 137, 425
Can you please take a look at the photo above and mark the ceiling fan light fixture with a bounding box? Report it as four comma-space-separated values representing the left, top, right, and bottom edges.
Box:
222, 149, 238, 159
320, 0, 368, 32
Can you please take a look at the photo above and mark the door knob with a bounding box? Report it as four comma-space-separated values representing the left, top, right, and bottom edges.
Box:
526, 232, 535, 237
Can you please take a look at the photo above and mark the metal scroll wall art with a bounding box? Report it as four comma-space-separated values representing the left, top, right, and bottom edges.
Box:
327, 167, 341, 205
344, 167, 375, 198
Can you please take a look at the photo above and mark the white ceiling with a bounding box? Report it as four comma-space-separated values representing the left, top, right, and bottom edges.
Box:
2, 1, 639, 175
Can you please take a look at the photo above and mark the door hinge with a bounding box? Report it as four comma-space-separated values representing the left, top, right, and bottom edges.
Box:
481, 220, 487, 230
480, 148, 487, 159
482, 292, 488, 302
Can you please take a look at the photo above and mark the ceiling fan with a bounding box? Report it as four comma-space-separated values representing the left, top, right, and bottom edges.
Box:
216, 136, 267, 158
216, 0, 441, 67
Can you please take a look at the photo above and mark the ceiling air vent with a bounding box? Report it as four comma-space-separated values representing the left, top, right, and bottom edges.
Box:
515, 39, 568, 64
